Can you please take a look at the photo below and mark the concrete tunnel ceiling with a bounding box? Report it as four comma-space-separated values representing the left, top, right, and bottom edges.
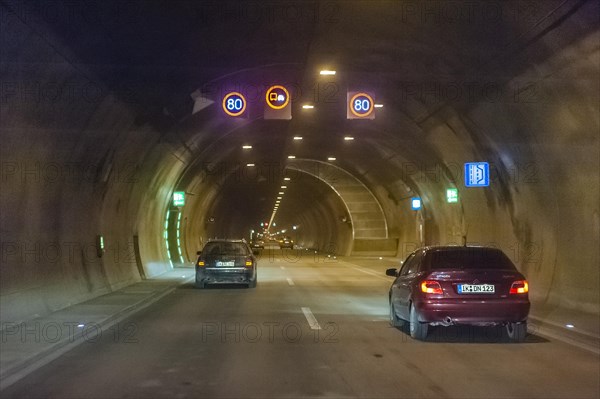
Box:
1, 0, 598, 326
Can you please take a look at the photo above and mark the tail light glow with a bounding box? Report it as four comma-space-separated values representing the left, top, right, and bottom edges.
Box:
245, 260, 253, 267
510, 280, 529, 294
421, 280, 443, 294
198, 260, 205, 267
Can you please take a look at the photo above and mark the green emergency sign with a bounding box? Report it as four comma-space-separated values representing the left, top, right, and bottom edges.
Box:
173, 191, 185, 207
446, 188, 458, 203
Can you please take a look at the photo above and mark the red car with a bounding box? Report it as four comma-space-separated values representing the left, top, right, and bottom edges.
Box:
386, 246, 530, 342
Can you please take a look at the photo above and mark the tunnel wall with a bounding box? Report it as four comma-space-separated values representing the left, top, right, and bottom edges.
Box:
351, 31, 599, 313
0, 11, 178, 323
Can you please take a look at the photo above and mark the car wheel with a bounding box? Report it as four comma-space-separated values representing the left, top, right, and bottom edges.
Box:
506, 321, 527, 343
409, 303, 428, 341
195, 280, 205, 289
248, 279, 257, 288
389, 302, 404, 328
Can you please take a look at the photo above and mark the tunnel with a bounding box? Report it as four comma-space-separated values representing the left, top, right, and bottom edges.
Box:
1, 1, 599, 397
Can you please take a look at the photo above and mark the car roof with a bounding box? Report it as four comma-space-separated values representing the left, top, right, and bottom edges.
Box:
205, 239, 247, 244
420, 245, 503, 252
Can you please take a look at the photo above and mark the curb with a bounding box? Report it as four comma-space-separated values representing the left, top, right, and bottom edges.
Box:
528, 315, 600, 355
0, 276, 193, 391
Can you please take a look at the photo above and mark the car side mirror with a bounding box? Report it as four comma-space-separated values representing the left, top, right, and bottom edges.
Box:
196, 251, 202, 255
385, 268, 398, 277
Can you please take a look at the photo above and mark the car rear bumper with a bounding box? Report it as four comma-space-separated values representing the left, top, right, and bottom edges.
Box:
196, 267, 255, 284
415, 298, 530, 325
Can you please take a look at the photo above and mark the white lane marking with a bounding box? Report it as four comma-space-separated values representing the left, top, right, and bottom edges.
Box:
350, 266, 390, 281
301, 307, 322, 330
287, 277, 295, 286
280, 266, 286, 270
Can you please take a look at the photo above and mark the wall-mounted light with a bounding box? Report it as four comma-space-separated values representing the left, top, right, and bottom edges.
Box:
96, 235, 105, 258
411, 197, 422, 210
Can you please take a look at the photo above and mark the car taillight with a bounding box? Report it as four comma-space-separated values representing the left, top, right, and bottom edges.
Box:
421, 280, 443, 294
510, 280, 529, 294
245, 259, 253, 267
198, 260, 205, 267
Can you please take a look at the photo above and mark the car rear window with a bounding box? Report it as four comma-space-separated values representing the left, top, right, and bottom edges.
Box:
202, 242, 249, 256
425, 248, 516, 270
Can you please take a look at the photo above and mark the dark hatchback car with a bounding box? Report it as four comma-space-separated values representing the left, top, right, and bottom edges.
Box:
196, 239, 258, 288
386, 246, 530, 342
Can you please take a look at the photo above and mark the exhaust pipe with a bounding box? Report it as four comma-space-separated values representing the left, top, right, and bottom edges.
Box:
445, 316, 453, 325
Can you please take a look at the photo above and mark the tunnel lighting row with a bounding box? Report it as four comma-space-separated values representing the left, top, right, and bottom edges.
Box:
300, 104, 382, 110
269, 174, 293, 229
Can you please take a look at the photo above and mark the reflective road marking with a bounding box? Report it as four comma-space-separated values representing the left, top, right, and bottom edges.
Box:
301, 307, 321, 330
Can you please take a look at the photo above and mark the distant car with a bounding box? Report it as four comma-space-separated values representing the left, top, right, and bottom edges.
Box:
279, 236, 294, 249
251, 239, 264, 249
386, 246, 530, 342
196, 239, 258, 288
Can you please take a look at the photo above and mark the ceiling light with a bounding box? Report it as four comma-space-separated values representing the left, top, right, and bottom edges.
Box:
281, 186, 287, 189
277, 196, 282, 199
242, 145, 252, 149
246, 163, 255, 167
278, 192, 284, 195
328, 157, 336, 161
374, 104, 384, 108
293, 136, 303, 140
302, 105, 314, 109
344, 136, 354, 141
287, 155, 296, 159
284, 177, 291, 181
320, 70, 336, 75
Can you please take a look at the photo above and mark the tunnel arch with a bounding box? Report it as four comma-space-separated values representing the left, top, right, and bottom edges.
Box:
1, 0, 598, 327
285, 158, 388, 241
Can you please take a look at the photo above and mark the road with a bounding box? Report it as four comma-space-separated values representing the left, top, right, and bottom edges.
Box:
3, 251, 599, 398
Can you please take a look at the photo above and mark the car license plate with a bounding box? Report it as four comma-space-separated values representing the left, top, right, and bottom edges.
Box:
216, 261, 235, 267
458, 284, 495, 294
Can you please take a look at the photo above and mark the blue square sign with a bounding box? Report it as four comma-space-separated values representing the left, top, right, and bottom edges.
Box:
464, 162, 490, 187
411, 197, 422, 210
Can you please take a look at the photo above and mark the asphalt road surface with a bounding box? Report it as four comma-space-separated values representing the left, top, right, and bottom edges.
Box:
3, 251, 599, 398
